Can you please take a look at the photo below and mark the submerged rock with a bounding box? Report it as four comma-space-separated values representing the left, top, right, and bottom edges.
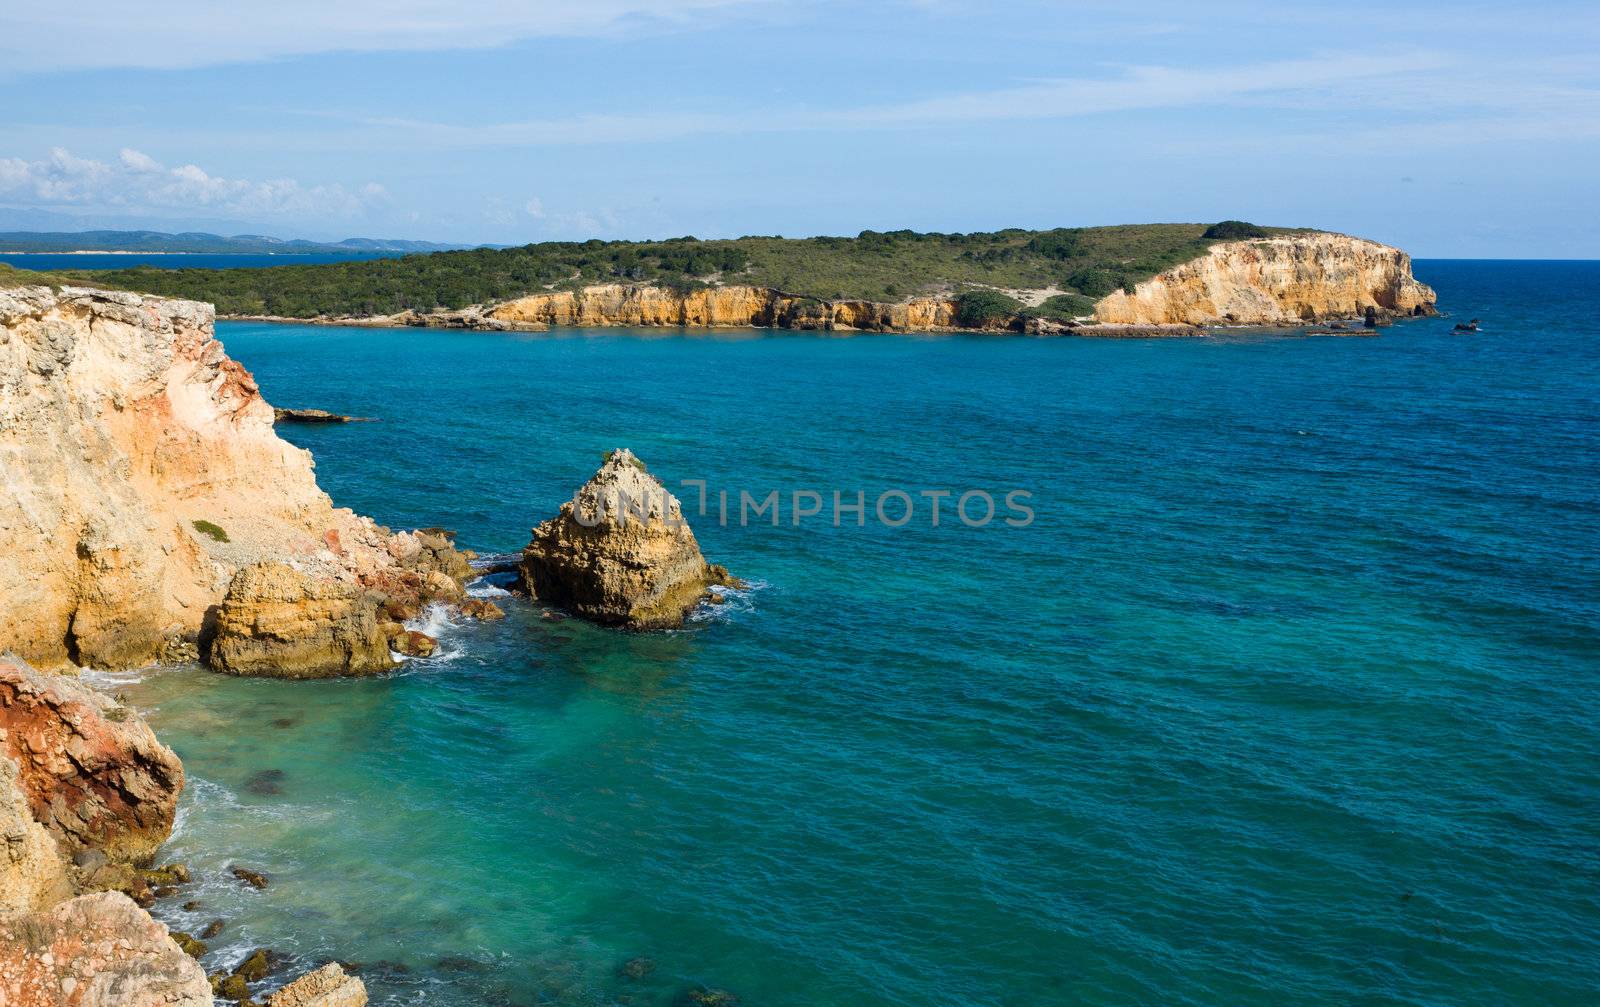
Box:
231, 865, 271, 889
272, 407, 371, 423
517, 450, 737, 630
266, 963, 368, 1007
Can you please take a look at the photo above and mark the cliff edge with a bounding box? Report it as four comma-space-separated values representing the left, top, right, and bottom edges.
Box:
0, 285, 470, 673
1092, 233, 1435, 326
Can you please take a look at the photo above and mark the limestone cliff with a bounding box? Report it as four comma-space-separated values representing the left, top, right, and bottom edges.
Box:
1092, 233, 1436, 326
489, 284, 956, 332
518, 450, 736, 629
0, 285, 470, 673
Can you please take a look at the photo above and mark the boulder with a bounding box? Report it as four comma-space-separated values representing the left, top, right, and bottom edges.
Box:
267, 964, 368, 1007
206, 563, 394, 679
0, 662, 182, 863
389, 631, 437, 658
458, 599, 504, 621
0, 891, 212, 1007
517, 450, 737, 629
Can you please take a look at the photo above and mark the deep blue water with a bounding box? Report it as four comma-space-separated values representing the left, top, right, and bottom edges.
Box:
120, 260, 1599, 1007
0, 251, 404, 270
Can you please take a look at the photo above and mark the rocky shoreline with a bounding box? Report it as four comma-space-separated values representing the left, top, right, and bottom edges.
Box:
0, 232, 1436, 1004
0, 283, 747, 1005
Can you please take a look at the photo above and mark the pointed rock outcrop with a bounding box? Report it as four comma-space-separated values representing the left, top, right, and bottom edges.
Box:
517, 450, 736, 629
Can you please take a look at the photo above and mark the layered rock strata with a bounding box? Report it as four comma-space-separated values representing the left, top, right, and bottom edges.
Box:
517, 450, 736, 629
0, 660, 206, 1007
1092, 233, 1436, 325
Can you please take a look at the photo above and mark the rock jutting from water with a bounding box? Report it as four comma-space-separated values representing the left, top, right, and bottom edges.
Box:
517, 449, 738, 629
266, 963, 369, 1007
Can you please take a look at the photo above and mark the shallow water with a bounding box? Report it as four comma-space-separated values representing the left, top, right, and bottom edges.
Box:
122, 261, 1600, 1006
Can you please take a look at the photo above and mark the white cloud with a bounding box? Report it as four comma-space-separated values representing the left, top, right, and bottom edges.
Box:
0, 1, 771, 73
524, 198, 546, 218
0, 147, 389, 219
316, 49, 1598, 151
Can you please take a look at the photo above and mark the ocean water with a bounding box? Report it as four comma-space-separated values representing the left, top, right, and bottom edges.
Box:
0, 251, 405, 271
118, 261, 1599, 1007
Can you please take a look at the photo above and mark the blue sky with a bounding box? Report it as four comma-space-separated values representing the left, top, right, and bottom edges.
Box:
1, 1, 1596, 256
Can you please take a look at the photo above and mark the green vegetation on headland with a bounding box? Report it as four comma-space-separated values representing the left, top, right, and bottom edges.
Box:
0, 262, 88, 290
67, 222, 1309, 320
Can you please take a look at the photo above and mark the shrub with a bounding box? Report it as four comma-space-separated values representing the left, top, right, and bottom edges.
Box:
1026, 229, 1085, 260
1065, 268, 1123, 298
954, 290, 1023, 328
603, 450, 649, 472
192, 519, 230, 543
1202, 220, 1269, 240
1027, 293, 1099, 321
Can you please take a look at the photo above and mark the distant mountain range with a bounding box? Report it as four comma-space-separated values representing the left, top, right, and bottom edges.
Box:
0, 230, 481, 254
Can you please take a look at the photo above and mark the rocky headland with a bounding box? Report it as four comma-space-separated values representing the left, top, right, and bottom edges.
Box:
216, 232, 1436, 335
1090, 233, 1436, 326
517, 450, 738, 630
0, 284, 477, 676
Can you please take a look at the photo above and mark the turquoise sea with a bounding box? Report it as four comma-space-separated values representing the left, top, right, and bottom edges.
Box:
118, 261, 1599, 1007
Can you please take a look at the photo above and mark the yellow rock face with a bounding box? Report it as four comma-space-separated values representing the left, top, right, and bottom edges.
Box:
1093, 233, 1437, 326
0, 286, 452, 671
489, 285, 957, 332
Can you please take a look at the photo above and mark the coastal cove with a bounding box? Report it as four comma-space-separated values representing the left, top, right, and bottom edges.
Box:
112, 260, 1598, 1007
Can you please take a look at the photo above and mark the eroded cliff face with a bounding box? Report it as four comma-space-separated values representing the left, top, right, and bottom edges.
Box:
1092, 233, 1436, 326
489, 284, 957, 332
0, 286, 469, 672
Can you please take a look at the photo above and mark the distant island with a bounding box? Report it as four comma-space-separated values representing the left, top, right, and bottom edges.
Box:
8, 222, 1438, 332
0, 228, 482, 255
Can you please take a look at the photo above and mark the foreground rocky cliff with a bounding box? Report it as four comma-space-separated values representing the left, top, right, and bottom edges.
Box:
0, 659, 370, 1007
0, 285, 472, 674
1092, 233, 1436, 326
0, 660, 209, 1007
518, 450, 737, 629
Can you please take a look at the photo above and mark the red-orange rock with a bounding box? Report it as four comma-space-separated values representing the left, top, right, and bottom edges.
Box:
0, 662, 182, 863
